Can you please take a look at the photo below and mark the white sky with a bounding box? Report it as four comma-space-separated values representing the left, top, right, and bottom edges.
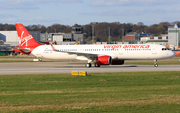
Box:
0, 0, 180, 26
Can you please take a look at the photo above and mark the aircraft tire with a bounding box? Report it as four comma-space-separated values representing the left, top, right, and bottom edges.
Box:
85, 63, 91, 68
94, 63, 100, 67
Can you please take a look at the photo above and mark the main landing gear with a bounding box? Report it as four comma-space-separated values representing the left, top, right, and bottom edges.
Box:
154, 60, 158, 67
85, 63, 91, 68
94, 63, 100, 67
85, 63, 100, 68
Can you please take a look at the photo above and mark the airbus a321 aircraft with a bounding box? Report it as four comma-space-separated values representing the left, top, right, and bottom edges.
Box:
13, 23, 175, 67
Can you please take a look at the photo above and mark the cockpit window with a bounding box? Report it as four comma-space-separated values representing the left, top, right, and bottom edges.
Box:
162, 47, 170, 51
167, 47, 170, 50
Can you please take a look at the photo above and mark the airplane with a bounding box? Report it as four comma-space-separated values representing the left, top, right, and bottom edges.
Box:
13, 23, 175, 67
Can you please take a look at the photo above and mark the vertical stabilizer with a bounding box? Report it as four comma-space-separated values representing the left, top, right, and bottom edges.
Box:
15, 23, 40, 48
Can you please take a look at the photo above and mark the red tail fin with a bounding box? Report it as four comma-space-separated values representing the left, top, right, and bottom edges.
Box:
15, 23, 40, 48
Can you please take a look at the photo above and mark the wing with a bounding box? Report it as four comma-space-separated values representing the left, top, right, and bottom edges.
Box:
50, 44, 109, 60
51, 44, 97, 55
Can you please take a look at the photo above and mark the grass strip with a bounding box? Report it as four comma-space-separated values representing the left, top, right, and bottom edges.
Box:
0, 71, 180, 112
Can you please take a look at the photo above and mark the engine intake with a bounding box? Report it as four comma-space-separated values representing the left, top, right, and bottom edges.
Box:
96, 56, 125, 66
96, 56, 112, 65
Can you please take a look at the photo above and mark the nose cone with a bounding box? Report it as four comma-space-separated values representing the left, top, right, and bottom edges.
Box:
170, 51, 176, 58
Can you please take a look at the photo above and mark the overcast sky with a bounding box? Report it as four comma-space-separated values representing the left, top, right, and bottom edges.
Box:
0, 0, 180, 26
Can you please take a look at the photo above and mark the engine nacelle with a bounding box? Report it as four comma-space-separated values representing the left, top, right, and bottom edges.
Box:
96, 56, 112, 65
111, 60, 125, 65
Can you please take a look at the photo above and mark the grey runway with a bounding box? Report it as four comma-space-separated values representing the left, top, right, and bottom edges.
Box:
0, 62, 180, 75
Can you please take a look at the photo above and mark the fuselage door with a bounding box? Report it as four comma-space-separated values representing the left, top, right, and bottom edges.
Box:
152, 45, 157, 54
119, 48, 123, 55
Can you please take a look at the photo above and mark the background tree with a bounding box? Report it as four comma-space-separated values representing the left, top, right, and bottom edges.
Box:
1, 21, 179, 42
157, 24, 166, 34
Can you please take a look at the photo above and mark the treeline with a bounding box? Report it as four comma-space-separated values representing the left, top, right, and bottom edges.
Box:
0, 21, 180, 42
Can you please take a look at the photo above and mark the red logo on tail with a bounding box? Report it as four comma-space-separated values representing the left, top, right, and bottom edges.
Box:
15, 23, 40, 48
18, 31, 33, 46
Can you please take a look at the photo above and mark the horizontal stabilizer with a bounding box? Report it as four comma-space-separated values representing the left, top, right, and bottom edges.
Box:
13, 47, 30, 53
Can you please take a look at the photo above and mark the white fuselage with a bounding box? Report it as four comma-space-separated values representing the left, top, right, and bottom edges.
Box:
31, 44, 175, 61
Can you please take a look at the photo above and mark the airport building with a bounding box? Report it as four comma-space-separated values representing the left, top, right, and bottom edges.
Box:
124, 24, 179, 50
0, 26, 84, 47
0, 31, 40, 46
140, 34, 168, 45
124, 32, 139, 44
40, 26, 84, 45
123, 33, 168, 45
168, 24, 180, 50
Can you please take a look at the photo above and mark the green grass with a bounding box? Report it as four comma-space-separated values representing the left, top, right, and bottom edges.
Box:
0, 72, 180, 113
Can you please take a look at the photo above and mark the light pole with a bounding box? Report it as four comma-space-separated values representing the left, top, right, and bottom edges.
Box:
92, 24, 94, 44
108, 27, 111, 44
122, 29, 124, 44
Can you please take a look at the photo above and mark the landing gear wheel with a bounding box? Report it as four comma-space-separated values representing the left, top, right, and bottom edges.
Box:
154, 60, 158, 67
94, 63, 100, 67
85, 63, 91, 68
